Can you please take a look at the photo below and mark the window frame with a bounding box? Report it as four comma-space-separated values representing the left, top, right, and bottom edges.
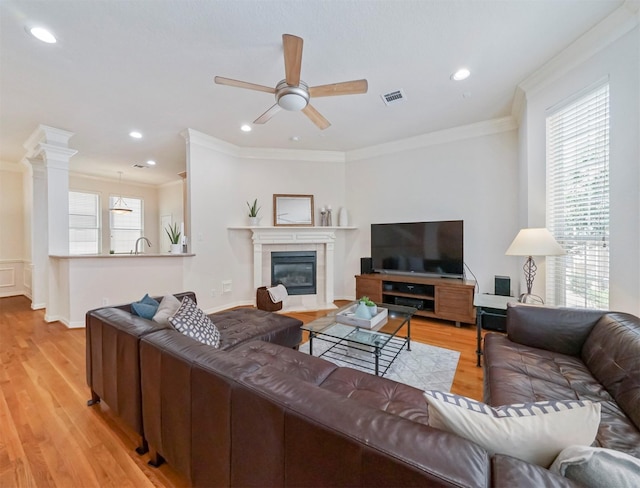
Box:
545, 80, 610, 309
68, 190, 101, 255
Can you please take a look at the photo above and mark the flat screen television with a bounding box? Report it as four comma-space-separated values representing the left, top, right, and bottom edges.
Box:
371, 220, 464, 279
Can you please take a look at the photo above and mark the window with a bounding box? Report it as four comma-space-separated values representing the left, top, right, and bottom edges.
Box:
109, 196, 143, 253
69, 191, 100, 254
546, 82, 609, 309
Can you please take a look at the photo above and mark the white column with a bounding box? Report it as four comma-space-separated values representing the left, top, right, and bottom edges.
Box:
23, 125, 76, 315
21, 158, 48, 309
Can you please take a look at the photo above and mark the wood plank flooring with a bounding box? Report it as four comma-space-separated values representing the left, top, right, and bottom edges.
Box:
0, 296, 485, 487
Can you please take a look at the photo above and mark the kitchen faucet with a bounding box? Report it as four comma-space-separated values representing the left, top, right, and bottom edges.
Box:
134, 237, 152, 255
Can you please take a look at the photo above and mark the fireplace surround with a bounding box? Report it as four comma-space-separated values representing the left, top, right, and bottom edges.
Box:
245, 227, 339, 311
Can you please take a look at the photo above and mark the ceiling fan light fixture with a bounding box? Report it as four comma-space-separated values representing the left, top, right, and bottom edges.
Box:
275, 80, 309, 111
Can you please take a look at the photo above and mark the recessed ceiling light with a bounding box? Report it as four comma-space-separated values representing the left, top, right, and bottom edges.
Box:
146, 160, 156, 166
129, 131, 142, 139
290, 136, 301, 142
451, 68, 471, 81
28, 26, 57, 44
240, 124, 252, 132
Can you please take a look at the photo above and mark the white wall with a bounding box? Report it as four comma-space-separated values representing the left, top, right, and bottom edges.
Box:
0, 164, 26, 297
69, 173, 163, 254
184, 131, 350, 312
345, 128, 521, 297
183, 126, 521, 310
158, 180, 184, 252
520, 26, 640, 314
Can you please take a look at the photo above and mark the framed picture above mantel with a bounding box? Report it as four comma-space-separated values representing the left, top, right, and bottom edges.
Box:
273, 194, 314, 226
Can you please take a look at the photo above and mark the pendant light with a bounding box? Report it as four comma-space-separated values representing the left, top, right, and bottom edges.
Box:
110, 171, 133, 214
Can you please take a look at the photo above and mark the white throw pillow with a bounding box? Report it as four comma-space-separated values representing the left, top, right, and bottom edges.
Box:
424, 390, 601, 468
550, 445, 640, 488
152, 294, 182, 325
169, 296, 220, 348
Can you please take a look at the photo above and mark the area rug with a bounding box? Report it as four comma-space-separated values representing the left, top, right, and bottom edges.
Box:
298, 340, 460, 392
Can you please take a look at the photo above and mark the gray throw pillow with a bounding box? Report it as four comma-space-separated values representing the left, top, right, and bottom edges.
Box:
152, 294, 182, 325
169, 296, 220, 348
550, 445, 640, 487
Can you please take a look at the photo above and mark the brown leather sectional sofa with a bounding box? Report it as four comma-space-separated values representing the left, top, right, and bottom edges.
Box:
484, 303, 640, 459
87, 293, 640, 486
85, 292, 302, 454
138, 333, 575, 487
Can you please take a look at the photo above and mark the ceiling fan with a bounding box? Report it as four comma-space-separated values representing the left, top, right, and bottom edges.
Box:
214, 34, 368, 130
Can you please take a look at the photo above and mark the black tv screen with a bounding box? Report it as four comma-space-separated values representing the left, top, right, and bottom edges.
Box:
371, 221, 464, 278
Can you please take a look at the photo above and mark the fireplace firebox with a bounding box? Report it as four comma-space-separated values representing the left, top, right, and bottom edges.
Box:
271, 251, 317, 296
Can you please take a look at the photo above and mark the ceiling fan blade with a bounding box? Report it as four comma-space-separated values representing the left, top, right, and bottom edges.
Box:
254, 104, 282, 124
282, 34, 303, 86
214, 76, 275, 94
309, 79, 369, 98
302, 104, 331, 130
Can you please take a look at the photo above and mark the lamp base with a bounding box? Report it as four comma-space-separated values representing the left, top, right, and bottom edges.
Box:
518, 293, 544, 305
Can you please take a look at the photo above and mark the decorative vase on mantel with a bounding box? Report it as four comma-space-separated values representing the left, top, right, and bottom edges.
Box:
248, 216, 260, 226
170, 243, 182, 254
338, 207, 348, 227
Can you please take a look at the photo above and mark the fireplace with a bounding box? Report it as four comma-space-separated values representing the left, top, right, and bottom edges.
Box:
271, 251, 317, 296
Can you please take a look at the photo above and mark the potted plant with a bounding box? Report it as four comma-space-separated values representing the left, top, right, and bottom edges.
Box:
247, 198, 261, 226
359, 296, 378, 317
165, 223, 182, 253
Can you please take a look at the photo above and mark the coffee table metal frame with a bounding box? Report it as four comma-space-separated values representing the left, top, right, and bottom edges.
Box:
301, 302, 416, 376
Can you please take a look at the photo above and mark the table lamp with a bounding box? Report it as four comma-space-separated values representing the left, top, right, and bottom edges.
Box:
505, 228, 564, 303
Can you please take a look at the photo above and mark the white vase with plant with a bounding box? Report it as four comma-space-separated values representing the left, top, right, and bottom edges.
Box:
360, 296, 377, 317
247, 198, 261, 226
165, 223, 182, 253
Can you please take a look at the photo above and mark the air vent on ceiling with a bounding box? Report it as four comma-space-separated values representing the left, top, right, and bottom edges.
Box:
132, 164, 148, 169
381, 89, 406, 106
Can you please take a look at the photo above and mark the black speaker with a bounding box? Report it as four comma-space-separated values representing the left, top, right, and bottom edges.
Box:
495, 275, 511, 297
361, 257, 373, 275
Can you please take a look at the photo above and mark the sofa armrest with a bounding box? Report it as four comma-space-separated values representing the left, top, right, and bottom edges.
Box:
506, 303, 606, 356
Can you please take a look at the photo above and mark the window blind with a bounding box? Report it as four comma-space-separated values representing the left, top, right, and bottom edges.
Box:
546, 83, 609, 309
109, 196, 143, 253
69, 191, 100, 254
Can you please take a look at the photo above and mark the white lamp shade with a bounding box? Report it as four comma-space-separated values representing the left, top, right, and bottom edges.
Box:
505, 228, 565, 256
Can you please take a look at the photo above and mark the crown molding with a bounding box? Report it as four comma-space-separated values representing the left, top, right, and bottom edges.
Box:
181, 128, 345, 163
69, 171, 160, 189
516, 1, 639, 100
345, 116, 518, 162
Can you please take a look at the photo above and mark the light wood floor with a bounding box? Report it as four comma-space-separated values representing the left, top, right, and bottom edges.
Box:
0, 296, 485, 487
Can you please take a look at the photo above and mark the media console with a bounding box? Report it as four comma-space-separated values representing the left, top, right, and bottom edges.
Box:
355, 274, 476, 326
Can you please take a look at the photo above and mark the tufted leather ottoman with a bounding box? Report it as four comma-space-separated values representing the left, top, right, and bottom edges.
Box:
209, 307, 303, 350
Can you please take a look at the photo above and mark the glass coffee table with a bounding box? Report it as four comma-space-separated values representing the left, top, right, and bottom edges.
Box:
301, 302, 416, 376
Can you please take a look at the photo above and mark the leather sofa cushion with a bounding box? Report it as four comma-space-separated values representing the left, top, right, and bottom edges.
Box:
231, 340, 338, 384
581, 313, 640, 432
235, 365, 491, 487
318, 367, 430, 426
210, 308, 302, 350
484, 333, 640, 458
492, 455, 582, 488
506, 303, 605, 357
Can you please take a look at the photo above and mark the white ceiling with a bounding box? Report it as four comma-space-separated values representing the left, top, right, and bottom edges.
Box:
0, 0, 626, 185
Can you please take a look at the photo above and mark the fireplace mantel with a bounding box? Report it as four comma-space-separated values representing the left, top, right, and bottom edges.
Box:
229, 226, 356, 311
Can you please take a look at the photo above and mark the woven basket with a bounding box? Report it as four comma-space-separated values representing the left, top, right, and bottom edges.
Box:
256, 286, 283, 312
